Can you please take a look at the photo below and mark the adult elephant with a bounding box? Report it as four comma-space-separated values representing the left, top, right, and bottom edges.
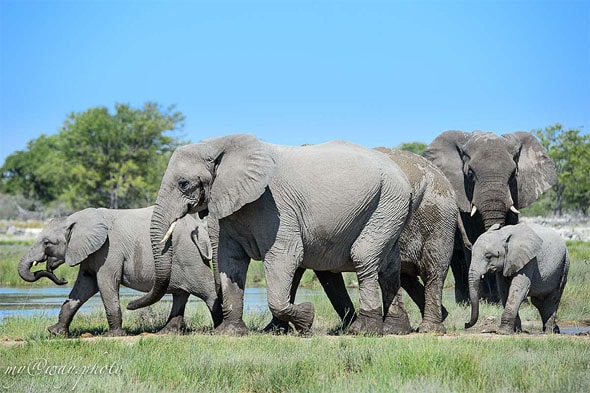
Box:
423, 131, 557, 303
19, 207, 222, 336
128, 134, 412, 335
265, 149, 465, 334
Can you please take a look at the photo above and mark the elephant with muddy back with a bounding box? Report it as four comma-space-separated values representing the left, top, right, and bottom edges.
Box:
266, 148, 466, 334
423, 131, 557, 303
19, 206, 223, 336
465, 223, 569, 334
128, 134, 413, 335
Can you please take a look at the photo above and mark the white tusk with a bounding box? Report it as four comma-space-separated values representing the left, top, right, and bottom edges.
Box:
510, 205, 520, 214
470, 205, 478, 217
160, 221, 178, 244
32, 261, 38, 267
481, 275, 485, 280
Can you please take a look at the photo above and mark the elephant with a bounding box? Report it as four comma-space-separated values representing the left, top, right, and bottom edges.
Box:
423, 131, 557, 303
465, 223, 569, 334
127, 134, 413, 336
18, 206, 223, 337
265, 148, 466, 334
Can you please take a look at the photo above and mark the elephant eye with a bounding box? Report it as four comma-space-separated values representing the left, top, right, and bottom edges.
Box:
484, 252, 494, 260
467, 168, 476, 180
178, 179, 191, 192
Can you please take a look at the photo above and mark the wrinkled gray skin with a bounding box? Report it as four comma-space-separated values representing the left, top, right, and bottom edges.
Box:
19, 207, 222, 337
465, 223, 569, 334
423, 131, 557, 303
266, 149, 461, 334
128, 134, 412, 336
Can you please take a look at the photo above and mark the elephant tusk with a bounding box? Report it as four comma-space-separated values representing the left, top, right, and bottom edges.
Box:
481, 274, 485, 280
32, 261, 38, 267
160, 221, 177, 244
470, 205, 478, 217
510, 205, 520, 214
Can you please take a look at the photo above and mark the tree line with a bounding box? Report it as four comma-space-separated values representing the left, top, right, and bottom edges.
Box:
0, 103, 588, 218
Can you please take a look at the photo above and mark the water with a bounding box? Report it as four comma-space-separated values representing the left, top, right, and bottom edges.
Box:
0, 286, 320, 321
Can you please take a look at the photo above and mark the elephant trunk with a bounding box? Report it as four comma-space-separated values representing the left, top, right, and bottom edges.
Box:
474, 184, 513, 230
127, 202, 175, 310
465, 266, 485, 328
18, 252, 67, 285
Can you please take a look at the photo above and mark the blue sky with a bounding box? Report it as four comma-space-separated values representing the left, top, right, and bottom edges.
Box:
1, 0, 588, 165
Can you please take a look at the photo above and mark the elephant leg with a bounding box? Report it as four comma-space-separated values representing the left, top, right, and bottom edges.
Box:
97, 267, 126, 336
417, 270, 447, 334
531, 293, 562, 334
159, 291, 190, 334
263, 267, 305, 334
265, 251, 315, 334
315, 270, 357, 328
450, 247, 470, 304
48, 269, 98, 337
498, 275, 530, 334
382, 290, 412, 335
215, 240, 250, 336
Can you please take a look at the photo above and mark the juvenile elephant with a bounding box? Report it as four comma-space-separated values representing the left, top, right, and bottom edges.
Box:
128, 134, 412, 335
423, 131, 557, 303
465, 223, 569, 334
19, 207, 223, 336
266, 149, 463, 333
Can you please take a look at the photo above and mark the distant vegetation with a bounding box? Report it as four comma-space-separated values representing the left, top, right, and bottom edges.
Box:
0, 104, 587, 219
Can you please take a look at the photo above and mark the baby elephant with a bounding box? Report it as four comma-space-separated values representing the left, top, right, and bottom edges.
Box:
19, 206, 223, 336
465, 223, 569, 334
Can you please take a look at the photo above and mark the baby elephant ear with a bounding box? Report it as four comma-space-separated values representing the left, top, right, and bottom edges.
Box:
503, 223, 543, 277
65, 209, 109, 267
209, 134, 276, 219
192, 225, 212, 262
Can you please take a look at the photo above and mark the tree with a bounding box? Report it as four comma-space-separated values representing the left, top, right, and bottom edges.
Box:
0, 134, 61, 205
396, 142, 427, 155
533, 123, 590, 215
1, 102, 185, 210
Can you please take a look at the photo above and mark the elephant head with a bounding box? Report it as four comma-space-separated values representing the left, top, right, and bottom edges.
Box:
465, 223, 543, 328
423, 131, 556, 230
18, 209, 109, 285
127, 134, 276, 310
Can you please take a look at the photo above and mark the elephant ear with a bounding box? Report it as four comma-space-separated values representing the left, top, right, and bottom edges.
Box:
502, 132, 557, 208
191, 222, 212, 261
65, 209, 109, 267
208, 134, 276, 219
423, 131, 472, 212
503, 223, 543, 277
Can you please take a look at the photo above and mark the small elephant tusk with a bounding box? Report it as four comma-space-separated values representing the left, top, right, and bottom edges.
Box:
32, 261, 38, 267
470, 205, 478, 217
481, 274, 485, 280
160, 221, 177, 244
510, 205, 520, 214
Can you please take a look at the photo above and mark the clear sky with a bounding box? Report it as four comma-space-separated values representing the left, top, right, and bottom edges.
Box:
1, 0, 588, 165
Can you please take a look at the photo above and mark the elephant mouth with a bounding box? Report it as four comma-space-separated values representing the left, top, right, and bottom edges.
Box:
27, 257, 68, 286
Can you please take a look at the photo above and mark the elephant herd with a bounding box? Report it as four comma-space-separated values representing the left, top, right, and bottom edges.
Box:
19, 130, 570, 336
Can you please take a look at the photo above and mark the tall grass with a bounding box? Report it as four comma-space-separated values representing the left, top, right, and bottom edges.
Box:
1, 333, 589, 392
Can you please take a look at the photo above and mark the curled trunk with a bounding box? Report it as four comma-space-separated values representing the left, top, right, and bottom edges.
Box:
18, 256, 67, 285
127, 204, 175, 310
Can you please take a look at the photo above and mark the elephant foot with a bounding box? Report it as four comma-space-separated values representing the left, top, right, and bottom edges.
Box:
105, 328, 127, 337
382, 313, 412, 335
263, 317, 293, 335
215, 320, 249, 336
348, 311, 383, 336
497, 324, 515, 335
158, 316, 185, 334
290, 302, 315, 334
418, 321, 446, 334
48, 324, 69, 337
